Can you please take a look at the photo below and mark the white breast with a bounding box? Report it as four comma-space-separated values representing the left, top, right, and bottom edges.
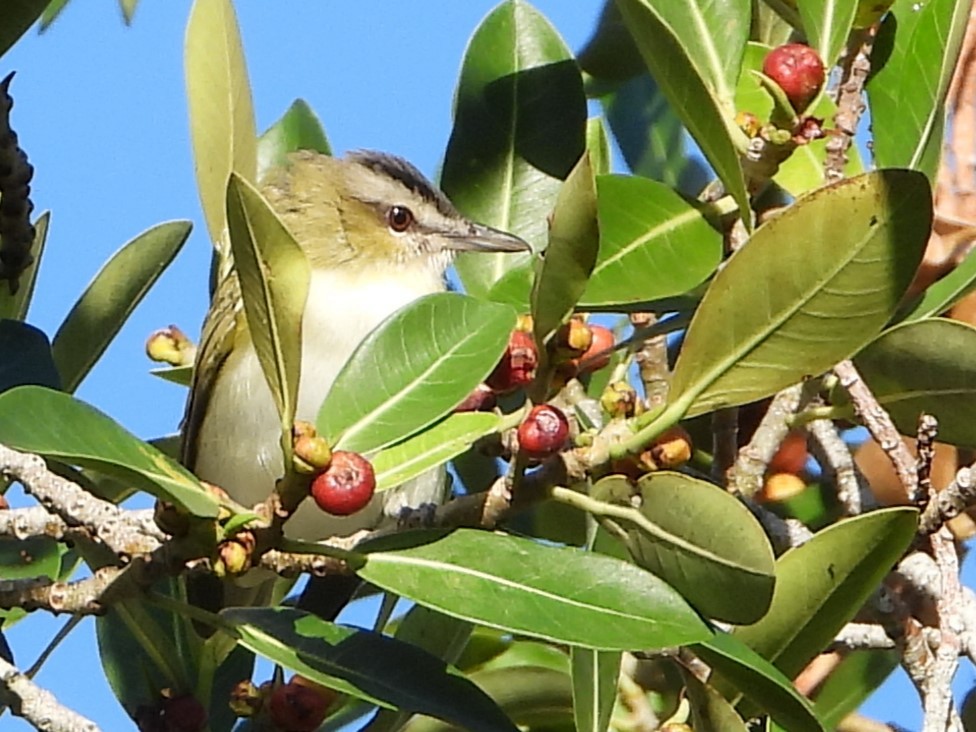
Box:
193, 265, 446, 540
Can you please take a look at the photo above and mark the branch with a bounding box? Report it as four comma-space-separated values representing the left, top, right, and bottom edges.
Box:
729, 383, 803, 497
0, 444, 163, 556
918, 464, 976, 534
0, 654, 99, 731
806, 415, 875, 515
825, 28, 875, 181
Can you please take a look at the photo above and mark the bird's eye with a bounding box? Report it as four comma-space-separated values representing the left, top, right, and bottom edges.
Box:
387, 205, 414, 232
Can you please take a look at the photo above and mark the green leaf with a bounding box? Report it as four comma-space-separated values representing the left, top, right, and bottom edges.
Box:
185, 0, 257, 245
318, 293, 515, 453
579, 175, 723, 308
119, 0, 138, 24
225, 173, 310, 461
38, 0, 70, 32
149, 364, 193, 387
812, 649, 899, 729
357, 529, 712, 651
531, 153, 599, 343
615, 0, 751, 221
693, 632, 825, 732
224, 607, 518, 732
0, 536, 61, 624
257, 99, 331, 183
0, 320, 60, 392
898, 246, 976, 322
0, 211, 48, 321
683, 669, 751, 732
442, 0, 586, 298
371, 412, 500, 492
585, 117, 612, 178
0, 1, 47, 58
856, 318, 976, 448
600, 74, 710, 194
601, 472, 775, 624
867, 0, 970, 181
50, 221, 191, 393
669, 170, 931, 418
733, 507, 917, 679
0, 386, 218, 517
571, 647, 620, 732
796, 0, 857, 66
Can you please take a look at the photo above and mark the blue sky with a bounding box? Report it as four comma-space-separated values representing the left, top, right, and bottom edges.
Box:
0, 2, 966, 730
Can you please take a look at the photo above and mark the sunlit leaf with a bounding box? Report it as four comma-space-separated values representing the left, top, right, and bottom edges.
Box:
443, 0, 586, 298
225, 173, 310, 461
571, 648, 620, 732
733, 507, 917, 679
0, 386, 218, 517
669, 170, 930, 418
186, 0, 257, 245
867, 0, 970, 181
357, 529, 712, 651
51, 221, 190, 393
796, 0, 857, 66
257, 99, 331, 183
897, 245, 976, 322
318, 294, 515, 454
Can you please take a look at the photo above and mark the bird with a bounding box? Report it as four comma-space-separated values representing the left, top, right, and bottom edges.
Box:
180, 149, 528, 568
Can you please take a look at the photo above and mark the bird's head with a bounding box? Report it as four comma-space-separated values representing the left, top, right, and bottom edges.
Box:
261, 150, 530, 274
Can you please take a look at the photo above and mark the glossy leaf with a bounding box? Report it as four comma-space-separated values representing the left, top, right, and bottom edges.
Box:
224, 607, 518, 732
119, 0, 138, 24
733, 507, 917, 679
38, 0, 69, 31
669, 170, 931, 418
150, 364, 193, 387
225, 173, 310, 459
751, 1, 795, 46
531, 153, 599, 344
797, 0, 857, 66
856, 318, 976, 448
812, 649, 899, 728
0, 320, 60, 392
185, 0, 257, 245
571, 647, 620, 732
0, 211, 48, 321
318, 293, 515, 453
0, 386, 218, 517
898, 246, 976, 322
736, 43, 863, 196
604, 472, 775, 624
357, 529, 712, 651
616, 0, 751, 220
0, 1, 47, 55
442, 0, 586, 298
580, 175, 722, 308
51, 221, 191, 393
0, 536, 60, 624
683, 669, 751, 732
868, 0, 970, 181
371, 412, 500, 492
693, 632, 825, 732
585, 117, 612, 178
257, 98, 331, 183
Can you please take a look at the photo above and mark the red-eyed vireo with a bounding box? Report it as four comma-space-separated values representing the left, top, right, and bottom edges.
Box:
180, 150, 528, 543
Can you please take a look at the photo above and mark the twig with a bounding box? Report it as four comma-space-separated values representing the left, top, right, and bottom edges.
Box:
918, 464, 976, 534
0, 444, 164, 557
710, 408, 739, 486
0, 654, 99, 731
916, 414, 939, 511
806, 416, 875, 515
0, 567, 124, 615
628, 313, 670, 409
825, 27, 875, 181
0, 506, 161, 545
832, 361, 919, 501
831, 622, 896, 651
729, 384, 803, 497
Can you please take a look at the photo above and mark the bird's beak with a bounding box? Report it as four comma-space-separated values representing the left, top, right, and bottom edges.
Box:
445, 223, 532, 253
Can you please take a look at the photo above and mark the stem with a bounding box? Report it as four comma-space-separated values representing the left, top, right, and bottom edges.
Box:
146, 590, 237, 636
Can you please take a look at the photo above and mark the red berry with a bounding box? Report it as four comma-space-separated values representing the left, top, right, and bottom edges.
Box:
310, 451, 375, 516
455, 383, 497, 413
575, 324, 615, 373
486, 330, 538, 393
762, 43, 825, 111
518, 404, 570, 459
269, 678, 331, 732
